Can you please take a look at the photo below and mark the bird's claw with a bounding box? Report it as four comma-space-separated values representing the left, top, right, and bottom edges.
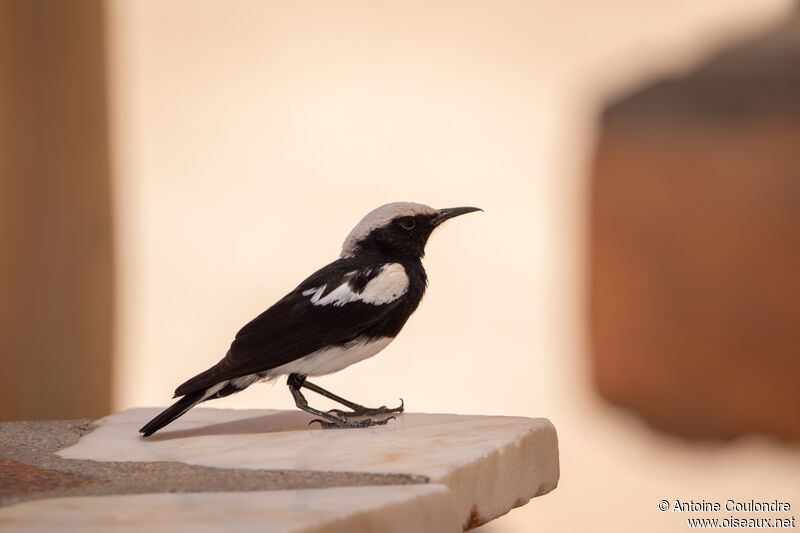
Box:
325, 398, 405, 418
309, 415, 396, 429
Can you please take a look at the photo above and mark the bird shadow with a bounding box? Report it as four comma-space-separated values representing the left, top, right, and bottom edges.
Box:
141, 410, 322, 442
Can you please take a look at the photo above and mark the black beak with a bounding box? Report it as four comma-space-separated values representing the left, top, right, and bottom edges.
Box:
431, 206, 483, 226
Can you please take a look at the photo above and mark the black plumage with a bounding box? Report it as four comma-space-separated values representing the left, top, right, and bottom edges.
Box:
172, 256, 427, 398
139, 203, 480, 436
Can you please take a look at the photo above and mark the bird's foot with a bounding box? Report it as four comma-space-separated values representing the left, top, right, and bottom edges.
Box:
309, 415, 396, 429
326, 398, 404, 418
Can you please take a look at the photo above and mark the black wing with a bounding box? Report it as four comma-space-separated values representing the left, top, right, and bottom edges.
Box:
173, 259, 403, 397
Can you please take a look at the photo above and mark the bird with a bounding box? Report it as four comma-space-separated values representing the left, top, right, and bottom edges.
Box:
139, 202, 482, 436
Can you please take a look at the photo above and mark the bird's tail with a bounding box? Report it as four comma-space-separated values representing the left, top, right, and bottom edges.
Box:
139, 390, 206, 437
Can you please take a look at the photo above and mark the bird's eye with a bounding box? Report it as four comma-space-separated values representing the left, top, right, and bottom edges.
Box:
398, 217, 416, 230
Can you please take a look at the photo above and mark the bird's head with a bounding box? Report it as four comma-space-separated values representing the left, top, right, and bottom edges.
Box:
341, 202, 482, 259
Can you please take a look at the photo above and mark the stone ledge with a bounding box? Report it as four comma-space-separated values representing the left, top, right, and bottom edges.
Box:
0, 486, 461, 533
0, 419, 425, 508
1, 409, 559, 530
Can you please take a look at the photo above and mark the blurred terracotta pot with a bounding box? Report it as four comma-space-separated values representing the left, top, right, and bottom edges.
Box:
589, 10, 800, 440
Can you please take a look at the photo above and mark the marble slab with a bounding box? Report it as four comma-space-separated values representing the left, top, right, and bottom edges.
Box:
57, 408, 559, 528
0, 485, 459, 533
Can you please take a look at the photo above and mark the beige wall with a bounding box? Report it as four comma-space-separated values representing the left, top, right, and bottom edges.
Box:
105, 2, 800, 531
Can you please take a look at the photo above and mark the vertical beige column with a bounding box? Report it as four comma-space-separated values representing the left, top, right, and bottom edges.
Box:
0, 0, 113, 420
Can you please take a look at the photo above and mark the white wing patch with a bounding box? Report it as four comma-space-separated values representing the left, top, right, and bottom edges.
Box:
303, 263, 408, 307
360, 263, 408, 304
302, 285, 330, 302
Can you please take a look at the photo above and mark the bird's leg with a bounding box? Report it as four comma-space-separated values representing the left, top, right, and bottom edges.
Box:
300, 378, 404, 418
287, 374, 396, 428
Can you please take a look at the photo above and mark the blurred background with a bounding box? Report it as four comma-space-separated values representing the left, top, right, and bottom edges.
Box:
2, 0, 799, 530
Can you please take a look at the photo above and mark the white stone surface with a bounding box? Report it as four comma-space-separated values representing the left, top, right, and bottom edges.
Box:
58, 408, 559, 528
0, 485, 459, 533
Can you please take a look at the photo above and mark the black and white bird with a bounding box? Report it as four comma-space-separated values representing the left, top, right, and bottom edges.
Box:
139, 202, 481, 436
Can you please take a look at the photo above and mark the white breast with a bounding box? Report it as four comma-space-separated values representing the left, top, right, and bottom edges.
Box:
302, 263, 408, 307
267, 336, 394, 377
